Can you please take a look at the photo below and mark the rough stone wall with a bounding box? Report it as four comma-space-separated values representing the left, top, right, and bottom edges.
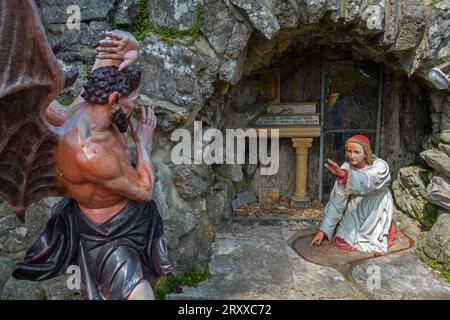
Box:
1, 0, 450, 298
379, 68, 431, 176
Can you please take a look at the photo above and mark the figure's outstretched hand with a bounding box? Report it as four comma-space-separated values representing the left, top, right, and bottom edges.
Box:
311, 230, 326, 246
131, 106, 157, 146
324, 159, 345, 178
96, 31, 140, 70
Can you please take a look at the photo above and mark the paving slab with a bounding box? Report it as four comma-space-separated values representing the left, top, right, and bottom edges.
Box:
167, 219, 450, 300
351, 249, 450, 300
168, 222, 354, 300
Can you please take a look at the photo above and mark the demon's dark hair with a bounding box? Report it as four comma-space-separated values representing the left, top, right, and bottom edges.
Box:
81, 66, 141, 105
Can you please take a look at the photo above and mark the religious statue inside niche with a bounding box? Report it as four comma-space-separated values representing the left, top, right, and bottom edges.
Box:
311, 135, 397, 253
0, 0, 172, 300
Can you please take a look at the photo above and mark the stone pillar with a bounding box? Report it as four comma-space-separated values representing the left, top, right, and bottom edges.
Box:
291, 138, 313, 209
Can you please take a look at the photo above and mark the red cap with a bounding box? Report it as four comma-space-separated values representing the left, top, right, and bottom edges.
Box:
348, 135, 371, 147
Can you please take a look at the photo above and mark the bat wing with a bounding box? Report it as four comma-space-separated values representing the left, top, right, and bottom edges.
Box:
0, 0, 67, 222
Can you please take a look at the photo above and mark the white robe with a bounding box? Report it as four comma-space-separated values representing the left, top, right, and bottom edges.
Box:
319, 157, 394, 253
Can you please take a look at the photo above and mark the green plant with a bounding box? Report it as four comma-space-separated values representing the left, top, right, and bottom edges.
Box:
126, 0, 152, 41
180, 264, 211, 287
125, 0, 203, 44
412, 200, 438, 230
58, 94, 75, 106
84, 66, 92, 77
37, 287, 47, 300
1, 292, 12, 300
209, 230, 216, 243
427, 260, 440, 270
155, 263, 212, 300
108, 14, 118, 30
419, 203, 439, 229
428, 259, 450, 284
155, 274, 178, 300
443, 259, 450, 284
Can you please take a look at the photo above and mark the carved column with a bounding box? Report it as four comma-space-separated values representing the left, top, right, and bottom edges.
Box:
291, 138, 313, 207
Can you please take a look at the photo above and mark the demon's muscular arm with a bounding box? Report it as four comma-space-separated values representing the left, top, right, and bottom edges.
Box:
129, 106, 157, 200
45, 31, 140, 127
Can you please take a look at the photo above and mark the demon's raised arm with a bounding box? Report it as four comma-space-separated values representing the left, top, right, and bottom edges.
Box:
0, 1, 141, 221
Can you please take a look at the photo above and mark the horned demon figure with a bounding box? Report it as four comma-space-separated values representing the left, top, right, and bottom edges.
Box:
0, 0, 173, 300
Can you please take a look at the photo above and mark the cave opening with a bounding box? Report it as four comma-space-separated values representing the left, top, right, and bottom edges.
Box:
213, 35, 432, 218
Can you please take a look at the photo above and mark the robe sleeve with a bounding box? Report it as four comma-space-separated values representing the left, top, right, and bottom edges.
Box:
319, 163, 350, 240
346, 158, 391, 195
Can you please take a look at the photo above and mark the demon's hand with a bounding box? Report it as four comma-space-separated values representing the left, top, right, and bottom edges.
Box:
96, 31, 140, 70
132, 106, 157, 147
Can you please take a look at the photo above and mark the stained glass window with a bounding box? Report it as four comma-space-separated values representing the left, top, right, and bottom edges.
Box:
321, 59, 381, 201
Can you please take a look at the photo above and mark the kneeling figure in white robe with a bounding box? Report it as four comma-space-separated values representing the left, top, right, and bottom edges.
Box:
312, 135, 395, 253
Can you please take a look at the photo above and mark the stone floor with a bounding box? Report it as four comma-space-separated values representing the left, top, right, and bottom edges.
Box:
167, 216, 450, 300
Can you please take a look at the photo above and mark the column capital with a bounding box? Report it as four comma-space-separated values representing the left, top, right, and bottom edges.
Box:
292, 138, 313, 151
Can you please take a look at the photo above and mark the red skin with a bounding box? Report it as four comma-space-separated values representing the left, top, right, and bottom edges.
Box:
44, 31, 158, 300
55, 91, 156, 225
45, 31, 155, 226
